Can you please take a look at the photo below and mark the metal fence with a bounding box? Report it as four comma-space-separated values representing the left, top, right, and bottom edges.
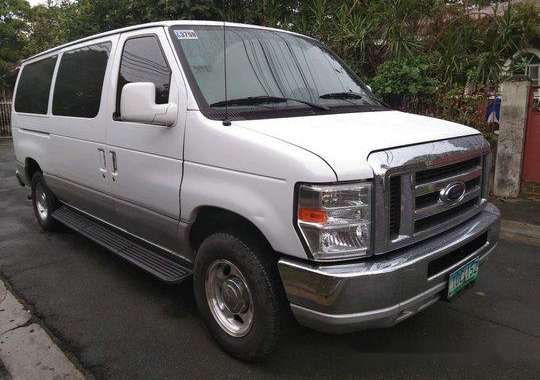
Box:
0, 90, 12, 138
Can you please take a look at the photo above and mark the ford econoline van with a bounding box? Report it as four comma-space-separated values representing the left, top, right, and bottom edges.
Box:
11, 21, 500, 361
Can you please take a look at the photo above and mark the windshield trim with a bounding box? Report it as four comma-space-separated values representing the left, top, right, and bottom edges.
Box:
168, 25, 388, 121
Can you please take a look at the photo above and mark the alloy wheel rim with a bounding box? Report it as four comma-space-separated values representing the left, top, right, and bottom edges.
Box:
205, 259, 254, 337
35, 183, 48, 220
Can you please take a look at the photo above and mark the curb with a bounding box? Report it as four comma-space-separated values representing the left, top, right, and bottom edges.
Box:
0, 280, 86, 380
500, 219, 540, 247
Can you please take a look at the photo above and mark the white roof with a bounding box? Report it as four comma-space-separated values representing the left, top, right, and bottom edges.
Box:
24, 20, 312, 62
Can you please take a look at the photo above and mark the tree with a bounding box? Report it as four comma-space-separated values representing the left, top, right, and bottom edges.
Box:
0, 0, 31, 89
4, 0, 540, 94
24, 1, 74, 57
59, 0, 225, 39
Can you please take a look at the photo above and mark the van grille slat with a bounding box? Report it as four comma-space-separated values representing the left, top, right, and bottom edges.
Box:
415, 198, 480, 232
414, 188, 481, 220
414, 166, 482, 197
389, 176, 401, 238
415, 157, 481, 184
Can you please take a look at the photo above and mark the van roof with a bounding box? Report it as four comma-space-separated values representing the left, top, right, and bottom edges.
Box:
24, 20, 312, 63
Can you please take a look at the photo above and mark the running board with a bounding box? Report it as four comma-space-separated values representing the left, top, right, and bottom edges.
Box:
52, 206, 192, 283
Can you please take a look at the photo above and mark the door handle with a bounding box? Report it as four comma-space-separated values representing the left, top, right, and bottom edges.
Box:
110, 151, 118, 181
97, 148, 107, 177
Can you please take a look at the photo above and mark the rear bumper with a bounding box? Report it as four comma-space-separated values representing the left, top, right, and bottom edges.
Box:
278, 203, 500, 333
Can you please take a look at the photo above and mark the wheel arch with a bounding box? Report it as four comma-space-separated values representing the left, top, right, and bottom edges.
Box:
188, 206, 275, 255
24, 157, 42, 183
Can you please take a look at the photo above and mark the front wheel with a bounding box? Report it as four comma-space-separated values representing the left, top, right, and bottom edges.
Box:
193, 230, 287, 362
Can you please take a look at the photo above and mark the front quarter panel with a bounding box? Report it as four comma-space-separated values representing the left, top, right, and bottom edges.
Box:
181, 111, 337, 259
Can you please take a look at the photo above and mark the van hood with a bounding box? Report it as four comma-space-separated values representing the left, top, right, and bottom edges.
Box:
232, 110, 479, 181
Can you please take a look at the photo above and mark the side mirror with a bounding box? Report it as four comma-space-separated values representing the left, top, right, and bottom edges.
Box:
120, 82, 177, 126
366, 85, 372, 92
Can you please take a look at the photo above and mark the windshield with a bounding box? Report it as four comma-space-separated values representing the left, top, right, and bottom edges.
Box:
169, 25, 385, 120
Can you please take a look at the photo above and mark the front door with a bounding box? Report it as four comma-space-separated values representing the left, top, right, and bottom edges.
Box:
106, 27, 187, 253
522, 85, 540, 196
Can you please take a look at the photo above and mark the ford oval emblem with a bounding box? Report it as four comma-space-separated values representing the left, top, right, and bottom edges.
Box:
441, 181, 466, 203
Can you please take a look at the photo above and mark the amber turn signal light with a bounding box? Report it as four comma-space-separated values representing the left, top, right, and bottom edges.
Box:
298, 208, 327, 224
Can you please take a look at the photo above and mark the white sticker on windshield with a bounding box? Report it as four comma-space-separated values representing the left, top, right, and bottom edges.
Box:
174, 30, 198, 40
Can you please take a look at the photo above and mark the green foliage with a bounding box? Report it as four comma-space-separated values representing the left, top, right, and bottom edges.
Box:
64, 0, 224, 38
436, 92, 497, 145
371, 56, 439, 108
24, 1, 74, 57
436, 1, 540, 86
1, 0, 539, 134
0, 0, 31, 89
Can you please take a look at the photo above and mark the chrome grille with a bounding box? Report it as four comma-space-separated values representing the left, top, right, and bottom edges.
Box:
413, 156, 483, 232
368, 135, 491, 254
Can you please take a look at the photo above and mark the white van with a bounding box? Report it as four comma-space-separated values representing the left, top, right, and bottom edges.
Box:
12, 21, 500, 361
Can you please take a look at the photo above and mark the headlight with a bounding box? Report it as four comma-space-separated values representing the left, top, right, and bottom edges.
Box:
296, 182, 371, 261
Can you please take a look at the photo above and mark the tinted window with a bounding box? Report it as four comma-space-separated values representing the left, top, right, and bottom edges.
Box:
117, 36, 171, 115
15, 56, 57, 114
53, 42, 111, 118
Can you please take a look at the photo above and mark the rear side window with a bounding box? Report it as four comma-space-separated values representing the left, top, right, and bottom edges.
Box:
15, 56, 57, 114
116, 36, 171, 115
53, 42, 111, 118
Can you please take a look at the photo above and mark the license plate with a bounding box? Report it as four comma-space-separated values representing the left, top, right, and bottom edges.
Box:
447, 257, 480, 299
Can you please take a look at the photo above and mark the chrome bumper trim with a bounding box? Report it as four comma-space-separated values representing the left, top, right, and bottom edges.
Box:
278, 203, 500, 333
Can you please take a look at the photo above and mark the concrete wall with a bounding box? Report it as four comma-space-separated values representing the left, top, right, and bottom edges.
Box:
493, 80, 531, 198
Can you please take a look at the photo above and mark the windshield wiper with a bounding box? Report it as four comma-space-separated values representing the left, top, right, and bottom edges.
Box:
319, 92, 364, 100
210, 96, 330, 111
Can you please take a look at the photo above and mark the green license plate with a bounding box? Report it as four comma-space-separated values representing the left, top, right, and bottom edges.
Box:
447, 257, 480, 299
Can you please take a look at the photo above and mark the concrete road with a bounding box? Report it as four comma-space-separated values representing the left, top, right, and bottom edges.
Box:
1, 140, 539, 379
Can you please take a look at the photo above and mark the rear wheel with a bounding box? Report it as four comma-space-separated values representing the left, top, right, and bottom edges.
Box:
193, 230, 287, 362
31, 172, 60, 231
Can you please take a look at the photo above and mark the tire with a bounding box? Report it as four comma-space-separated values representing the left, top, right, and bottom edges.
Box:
193, 229, 287, 362
31, 172, 61, 231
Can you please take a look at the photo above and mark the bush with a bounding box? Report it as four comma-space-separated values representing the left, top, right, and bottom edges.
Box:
370, 56, 439, 109
434, 90, 497, 144
371, 57, 496, 142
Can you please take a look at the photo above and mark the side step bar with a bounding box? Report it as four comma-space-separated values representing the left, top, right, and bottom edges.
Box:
52, 206, 192, 283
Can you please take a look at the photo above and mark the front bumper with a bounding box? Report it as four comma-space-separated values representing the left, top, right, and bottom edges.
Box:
278, 203, 500, 333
